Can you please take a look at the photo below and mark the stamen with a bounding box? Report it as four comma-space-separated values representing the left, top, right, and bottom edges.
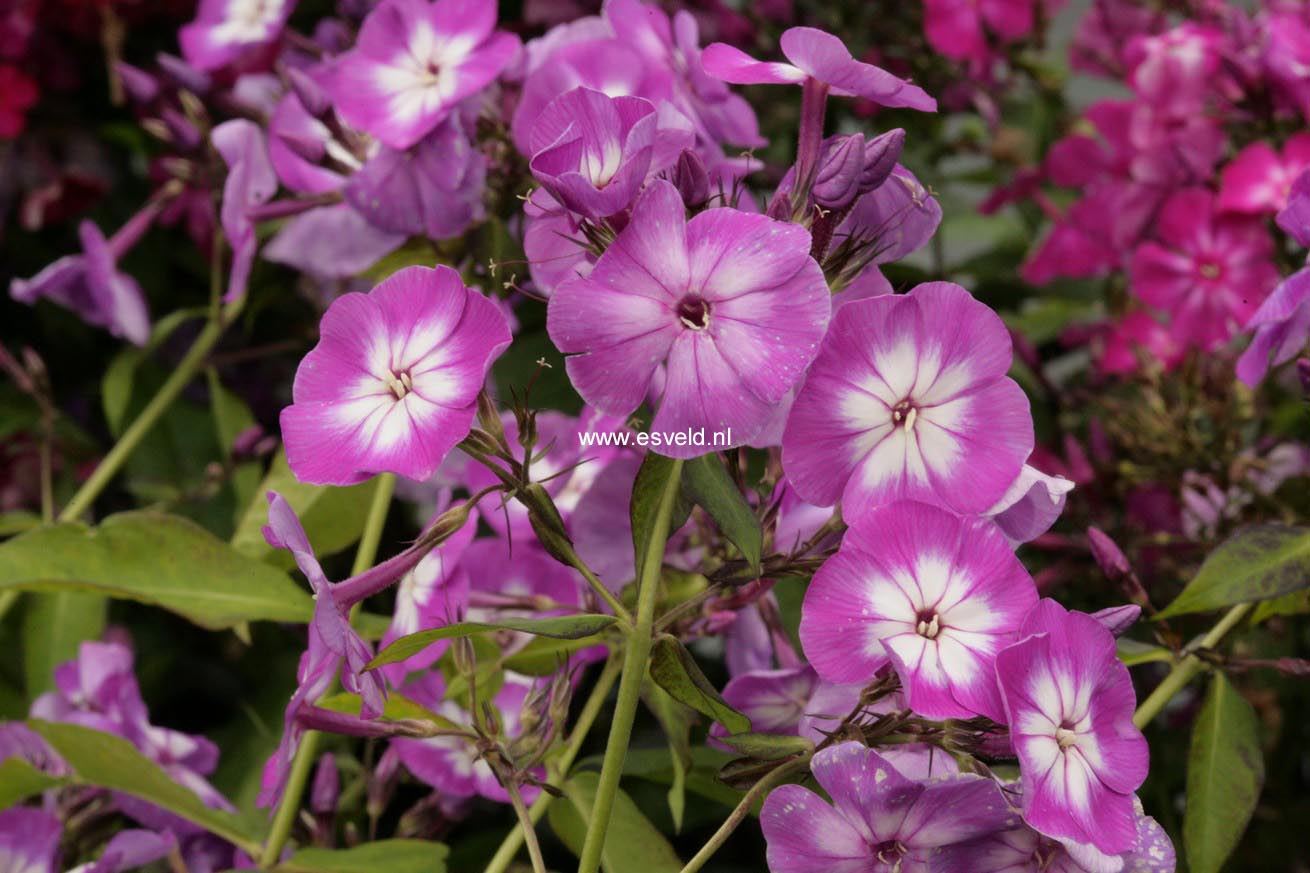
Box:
915, 612, 941, 639
385, 369, 414, 400
1055, 726, 1078, 750
677, 296, 711, 331
892, 400, 917, 429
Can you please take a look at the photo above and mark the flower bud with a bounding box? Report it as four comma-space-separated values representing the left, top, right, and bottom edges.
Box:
161, 107, 203, 152
1086, 527, 1131, 580
311, 753, 340, 815
115, 61, 160, 104
671, 149, 710, 208
155, 53, 211, 95
419, 499, 473, 549
812, 134, 866, 210
476, 391, 505, 446
461, 427, 503, 459
287, 67, 332, 118
451, 636, 477, 680
858, 128, 905, 194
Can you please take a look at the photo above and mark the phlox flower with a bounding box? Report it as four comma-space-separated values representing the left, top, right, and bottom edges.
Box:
782, 282, 1033, 518
800, 501, 1038, 721
213, 119, 276, 303
1237, 268, 1310, 387
332, 0, 520, 150
923, 0, 1037, 67
1219, 134, 1310, 215
1125, 23, 1226, 114
760, 742, 1013, 873
1095, 311, 1184, 377
179, 0, 293, 72
986, 465, 1075, 545
281, 265, 512, 486
0, 807, 61, 873
835, 164, 942, 268
716, 665, 860, 742
995, 599, 1149, 856
547, 180, 830, 458
702, 27, 936, 112
1129, 188, 1278, 351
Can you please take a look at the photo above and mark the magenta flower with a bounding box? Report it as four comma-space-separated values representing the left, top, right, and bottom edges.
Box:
547, 180, 830, 458
0, 807, 61, 873
179, 0, 292, 71
1237, 268, 1310, 387
986, 465, 1075, 545
995, 599, 1149, 855
1278, 171, 1310, 248
213, 119, 276, 303
1125, 23, 1225, 114
923, 0, 1036, 66
1219, 134, 1310, 215
1129, 188, 1279, 351
331, 0, 520, 150
281, 265, 512, 485
702, 27, 936, 111
1095, 310, 1184, 377
782, 282, 1033, 519
716, 665, 861, 743
760, 742, 1012, 872
800, 502, 1037, 721
835, 164, 942, 266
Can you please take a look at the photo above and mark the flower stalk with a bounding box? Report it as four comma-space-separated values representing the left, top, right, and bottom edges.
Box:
1132, 602, 1254, 729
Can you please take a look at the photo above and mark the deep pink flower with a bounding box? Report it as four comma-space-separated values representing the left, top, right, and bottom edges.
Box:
702, 27, 936, 111
782, 282, 1033, 518
331, 0, 520, 150
179, 0, 292, 71
1125, 23, 1225, 113
1219, 134, 1310, 215
281, 265, 512, 485
1278, 171, 1310, 247
760, 742, 1012, 872
923, 0, 1036, 66
834, 164, 942, 266
547, 180, 830, 457
1129, 188, 1278, 350
801, 501, 1038, 721
0, 63, 36, 137
1094, 311, 1184, 377
986, 464, 1075, 545
995, 599, 1149, 856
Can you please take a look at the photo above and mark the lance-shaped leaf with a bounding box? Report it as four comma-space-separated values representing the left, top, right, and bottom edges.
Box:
0, 758, 65, 808
316, 691, 463, 733
0, 512, 312, 630
1159, 525, 1310, 618
281, 839, 449, 873
631, 453, 691, 580
681, 454, 762, 575
1185, 672, 1265, 873
368, 614, 619, 669
715, 732, 814, 761
648, 637, 750, 734
1116, 638, 1174, 667
503, 634, 609, 676
28, 720, 259, 853
547, 772, 683, 873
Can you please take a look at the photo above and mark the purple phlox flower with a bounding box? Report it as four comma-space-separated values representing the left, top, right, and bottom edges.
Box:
723, 598, 777, 677
264, 204, 407, 280
344, 111, 488, 242
389, 670, 544, 803
280, 265, 512, 485
1259, 8, 1310, 120
0, 723, 69, 776
380, 517, 475, 685
771, 480, 840, 556
68, 830, 178, 873
331, 0, 520, 150
0, 807, 62, 873
714, 664, 862, 745
760, 741, 1013, 873
461, 536, 587, 650
923, 0, 1037, 66
179, 0, 293, 71
702, 27, 936, 111
1130, 187, 1279, 351
10, 208, 157, 346
782, 282, 1034, 519
773, 130, 906, 214
938, 796, 1175, 873
310, 753, 340, 815
1238, 271, 1310, 387
213, 119, 277, 303
528, 87, 693, 221
1124, 23, 1226, 114
267, 81, 349, 196
1219, 133, 1310, 215
1070, 0, 1165, 78
995, 599, 1149, 855
547, 180, 831, 458
985, 464, 1075, 545
835, 164, 942, 266
523, 193, 594, 298
1277, 170, 1310, 248
801, 501, 1038, 721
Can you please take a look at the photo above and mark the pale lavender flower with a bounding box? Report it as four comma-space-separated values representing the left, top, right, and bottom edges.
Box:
179, 0, 293, 71
213, 119, 276, 303
1237, 267, 1310, 387
0, 807, 61, 873
985, 465, 1075, 545
836, 164, 942, 265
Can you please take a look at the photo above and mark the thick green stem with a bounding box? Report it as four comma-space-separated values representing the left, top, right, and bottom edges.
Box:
1133, 603, 1253, 730
59, 303, 240, 523
679, 756, 810, 873
577, 457, 683, 873
483, 655, 622, 873
260, 473, 395, 867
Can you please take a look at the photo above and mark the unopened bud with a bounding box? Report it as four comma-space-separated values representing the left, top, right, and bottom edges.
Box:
420, 500, 473, 548
671, 149, 710, 208
162, 107, 203, 151
277, 129, 327, 165
858, 128, 905, 194
156, 53, 211, 94
812, 134, 866, 211
476, 391, 505, 445
115, 61, 159, 104
310, 753, 340, 815
287, 67, 331, 117
461, 427, 503, 458
1086, 527, 1130, 580
452, 636, 477, 679
517, 409, 538, 454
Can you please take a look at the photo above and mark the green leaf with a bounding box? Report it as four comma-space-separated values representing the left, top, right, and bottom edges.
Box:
0, 512, 312, 630
641, 681, 694, 832
0, 757, 65, 808
102, 309, 205, 436
280, 840, 448, 873
369, 615, 617, 669
1116, 638, 1174, 667
613, 747, 741, 810
648, 637, 750, 734
630, 453, 691, 581
1159, 525, 1310, 618
23, 592, 106, 696
231, 452, 381, 571
715, 732, 814, 760
316, 691, 463, 732
29, 720, 259, 852
502, 634, 610, 676
0, 510, 41, 538
681, 454, 762, 575
547, 771, 682, 873
1184, 672, 1265, 873
1250, 589, 1310, 624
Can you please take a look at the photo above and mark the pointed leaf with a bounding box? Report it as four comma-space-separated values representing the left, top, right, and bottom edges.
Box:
22, 592, 106, 696
502, 634, 610, 676
0, 757, 65, 808
280, 839, 448, 873
681, 454, 761, 574
716, 732, 814, 760
368, 615, 618, 669
1159, 525, 1310, 618
546, 771, 682, 873
630, 453, 690, 580
648, 637, 750, 734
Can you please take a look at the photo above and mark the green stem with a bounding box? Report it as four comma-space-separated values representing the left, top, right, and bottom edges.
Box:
483, 655, 622, 873
58, 303, 240, 523
260, 473, 395, 868
679, 756, 810, 873
577, 457, 683, 873
506, 780, 548, 873
1133, 603, 1253, 730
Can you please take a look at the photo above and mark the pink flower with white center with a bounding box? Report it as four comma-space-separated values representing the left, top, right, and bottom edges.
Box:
1129, 188, 1279, 351
1125, 23, 1226, 114
800, 501, 1038, 721
179, 0, 293, 72
782, 282, 1033, 519
331, 0, 520, 150
546, 180, 831, 458
995, 599, 1149, 856
281, 265, 512, 486
1219, 134, 1310, 215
